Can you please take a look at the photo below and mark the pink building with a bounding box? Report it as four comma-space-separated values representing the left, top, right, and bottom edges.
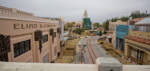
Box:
0, 6, 61, 63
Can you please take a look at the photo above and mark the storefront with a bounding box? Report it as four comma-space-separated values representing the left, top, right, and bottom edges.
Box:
124, 40, 150, 65
124, 17, 150, 65
127, 44, 145, 64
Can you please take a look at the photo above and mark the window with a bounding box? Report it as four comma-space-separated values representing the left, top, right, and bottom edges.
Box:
42, 35, 48, 43
13, 40, 31, 58
130, 48, 137, 59
139, 26, 146, 32
146, 25, 150, 32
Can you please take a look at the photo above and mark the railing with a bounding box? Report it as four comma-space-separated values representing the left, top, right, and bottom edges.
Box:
0, 57, 150, 71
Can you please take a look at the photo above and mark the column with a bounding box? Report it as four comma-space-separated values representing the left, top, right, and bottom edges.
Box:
124, 42, 129, 64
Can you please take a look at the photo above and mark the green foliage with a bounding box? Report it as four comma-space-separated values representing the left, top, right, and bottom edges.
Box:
111, 17, 129, 22
120, 16, 129, 22
67, 22, 75, 28
102, 20, 109, 31
130, 12, 149, 19
64, 25, 68, 31
111, 18, 118, 22
99, 31, 102, 36
73, 28, 84, 35
93, 22, 101, 29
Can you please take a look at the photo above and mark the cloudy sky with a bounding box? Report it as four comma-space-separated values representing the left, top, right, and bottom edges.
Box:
0, 0, 150, 23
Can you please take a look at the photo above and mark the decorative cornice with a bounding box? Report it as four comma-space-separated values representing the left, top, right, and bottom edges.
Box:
0, 5, 58, 23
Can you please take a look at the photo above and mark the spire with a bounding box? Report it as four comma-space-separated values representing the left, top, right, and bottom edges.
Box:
84, 10, 88, 18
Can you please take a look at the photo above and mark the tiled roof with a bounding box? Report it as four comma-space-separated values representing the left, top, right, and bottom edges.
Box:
132, 18, 144, 22
126, 35, 150, 45
136, 17, 150, 24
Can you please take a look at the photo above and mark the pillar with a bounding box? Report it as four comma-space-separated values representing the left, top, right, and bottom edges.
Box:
49, 29, 55, 63
124, 42, 129, 64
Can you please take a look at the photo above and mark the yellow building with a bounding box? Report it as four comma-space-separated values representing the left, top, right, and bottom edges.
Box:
0, 6, 61, 63
124, 17, 150, 65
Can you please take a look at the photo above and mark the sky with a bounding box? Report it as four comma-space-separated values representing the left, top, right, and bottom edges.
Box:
0, 0, 150, 23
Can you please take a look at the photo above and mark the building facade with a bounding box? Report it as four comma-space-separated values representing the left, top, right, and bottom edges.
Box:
124, 17, 150, 65
116, 25, 129, 53
0, 6, 61, 63
108, 20, 127, 47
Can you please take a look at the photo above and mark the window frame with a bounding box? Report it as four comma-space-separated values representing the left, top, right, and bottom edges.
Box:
13, 39, 31, 58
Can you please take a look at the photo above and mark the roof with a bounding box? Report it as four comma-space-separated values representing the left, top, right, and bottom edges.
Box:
129, 18, 144, 25
126, 35, 150, 46
136, 17, 150, 24
132, 18, 144, 22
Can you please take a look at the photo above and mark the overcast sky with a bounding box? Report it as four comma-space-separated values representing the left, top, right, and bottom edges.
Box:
0, 0, 150, 23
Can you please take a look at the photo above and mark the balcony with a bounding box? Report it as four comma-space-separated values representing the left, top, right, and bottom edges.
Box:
0, 57, 150, 71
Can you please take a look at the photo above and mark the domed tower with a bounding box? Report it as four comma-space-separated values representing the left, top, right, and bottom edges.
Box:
83, 10, 91, 30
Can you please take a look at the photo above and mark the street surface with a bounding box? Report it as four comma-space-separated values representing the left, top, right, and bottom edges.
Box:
90, 36, 110, 57
76, 36, 110, 64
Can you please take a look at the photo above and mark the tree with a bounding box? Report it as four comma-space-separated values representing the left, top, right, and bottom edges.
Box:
66, 22, 76, 35
111, 18, 118, 22
73, 28, 84, 35
93, 22, 101, 29
64, 25, 68, 31
99, 31, 102, 36
67, 22, 75, 28
130, 12, 149, 19
120, 16, 129, 22
102, 20, 109, 31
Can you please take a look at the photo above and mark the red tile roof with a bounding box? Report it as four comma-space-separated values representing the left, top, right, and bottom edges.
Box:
126, 35, 150, 45
129, 18, 144, 25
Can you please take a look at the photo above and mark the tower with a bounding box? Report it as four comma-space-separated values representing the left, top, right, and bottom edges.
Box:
83, 10, 91, 30
84, 10, 88, 18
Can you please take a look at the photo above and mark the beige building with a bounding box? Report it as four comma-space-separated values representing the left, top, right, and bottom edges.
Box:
108, 20, 127, 47
0, 6, 61, 63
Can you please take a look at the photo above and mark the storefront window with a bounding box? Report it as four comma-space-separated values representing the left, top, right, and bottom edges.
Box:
13, 40, 31, 58
131, 48, 137, 59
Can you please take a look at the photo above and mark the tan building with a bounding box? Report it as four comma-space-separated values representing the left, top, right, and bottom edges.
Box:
0, 6, 61, 63
108, 20, 127, 46
124, 17, 150, 65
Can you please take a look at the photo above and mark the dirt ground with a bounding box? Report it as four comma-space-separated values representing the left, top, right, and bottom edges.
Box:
55, 38, 79, 63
